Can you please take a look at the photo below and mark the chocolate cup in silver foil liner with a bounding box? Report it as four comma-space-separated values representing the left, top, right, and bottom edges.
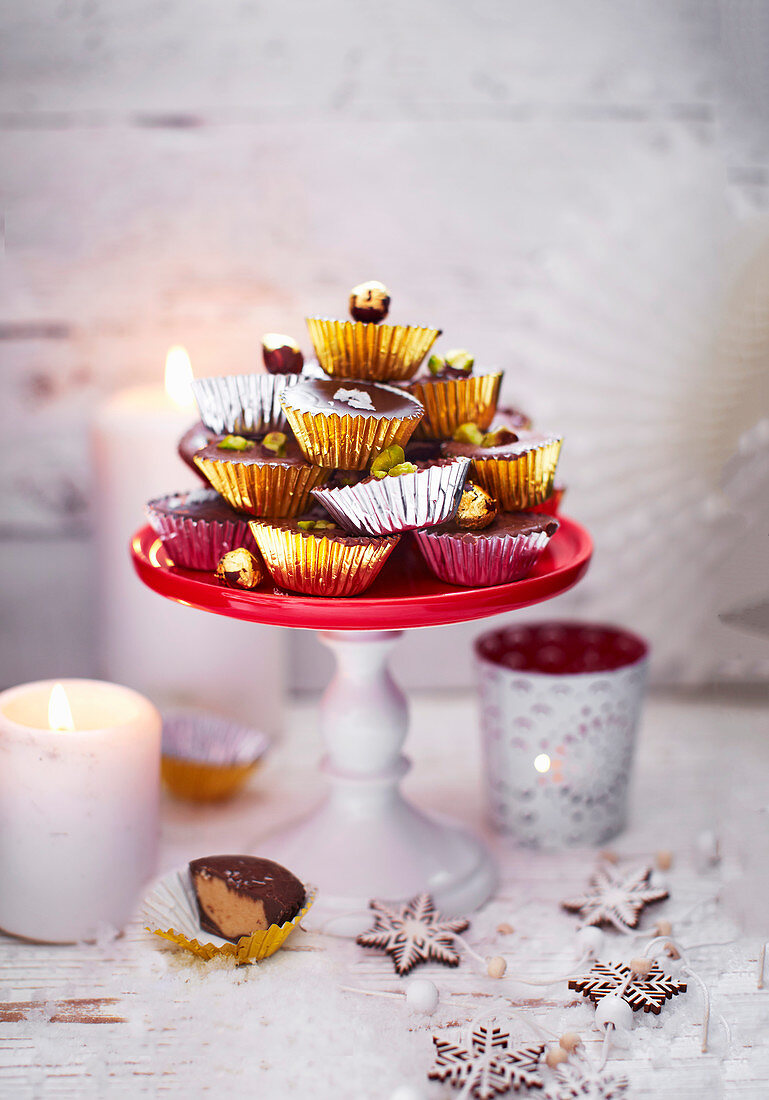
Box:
311, 457, 470, 536
146, 493, 259, 571
191, 374, 302, 436
414, 525, 554, 587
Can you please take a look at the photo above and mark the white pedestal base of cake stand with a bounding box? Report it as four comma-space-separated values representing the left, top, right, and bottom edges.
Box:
258, 630, 497, 931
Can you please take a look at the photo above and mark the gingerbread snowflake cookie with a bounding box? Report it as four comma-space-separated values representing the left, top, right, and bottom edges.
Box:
561, 863, 668, 933
430, 1024, 545, 1098
356, 892, 469, 976
568, 960, 687, 1015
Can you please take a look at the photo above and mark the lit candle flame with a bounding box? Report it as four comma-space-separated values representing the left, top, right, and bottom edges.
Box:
48, 682, 75, 732
164, 346, 194, 408
533, 753, 551, 774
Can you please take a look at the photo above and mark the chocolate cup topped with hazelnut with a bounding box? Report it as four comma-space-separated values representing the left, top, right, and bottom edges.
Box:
443, 425, 563, 512
250, 514, 400, 598
414, 511, 560, 589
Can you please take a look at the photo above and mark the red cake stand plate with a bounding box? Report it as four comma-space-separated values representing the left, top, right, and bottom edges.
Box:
132, 518, 592, 927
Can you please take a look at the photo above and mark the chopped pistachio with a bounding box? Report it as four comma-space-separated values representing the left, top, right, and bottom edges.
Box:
387, 462, 418, 477
297, 519, 336, 531
453, 422, 484, 446
427, 353, 447, 375
217, 434, 253, 451
261, 431, 288, 457
445, 348, 474, 373
370, 444, 405, 478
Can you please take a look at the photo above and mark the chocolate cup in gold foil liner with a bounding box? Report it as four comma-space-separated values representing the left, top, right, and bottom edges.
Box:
408, 372, 503, 440
194, 455, 331, 517
311, 457, 471, 536
250, 521, 399, 597
306, 317, 441, 382
468, 437, 562, 511
280, 401, 424, 471
161, 710, 270, 803
191, 374, 301, 436
142, 867, 315, 963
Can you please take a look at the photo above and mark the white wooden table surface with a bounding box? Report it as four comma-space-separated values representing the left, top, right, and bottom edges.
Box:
1, 688, 767, 1099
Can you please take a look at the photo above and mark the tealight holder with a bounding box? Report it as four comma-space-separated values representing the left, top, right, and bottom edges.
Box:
475, 622, 649, 848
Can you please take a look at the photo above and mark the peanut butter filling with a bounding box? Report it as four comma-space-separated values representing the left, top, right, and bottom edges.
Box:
192, 872, 269, 939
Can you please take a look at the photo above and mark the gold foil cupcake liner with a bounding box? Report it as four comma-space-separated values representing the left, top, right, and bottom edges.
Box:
408, 373, 503, 440
191, 374, 302, 436
161, 710, 271, 802
142, 868, 315, 963
161, 758, 261, 802
469, 437, 562, 511
280, 402, 423, 470
194, 455, 331, 517
306, 317, 441, 382
250, 521, 399, 597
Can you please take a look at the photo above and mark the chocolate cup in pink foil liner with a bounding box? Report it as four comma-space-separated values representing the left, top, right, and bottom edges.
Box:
191, 373, 302, 436
146, 493, 259, 572
414, 524, 554, 587
475, 622, 650, 848
311, 457, 470, 535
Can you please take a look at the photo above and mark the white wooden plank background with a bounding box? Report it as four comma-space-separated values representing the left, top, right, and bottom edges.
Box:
0, 687, 767, 1097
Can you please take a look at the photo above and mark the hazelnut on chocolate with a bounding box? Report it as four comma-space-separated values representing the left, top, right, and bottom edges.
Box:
455, 483, 498, 530
216, 548, 263, 589
349, 280, 391, 323
262, 333, 304, 375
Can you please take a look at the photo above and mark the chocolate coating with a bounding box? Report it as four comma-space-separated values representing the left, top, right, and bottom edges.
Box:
281, 379, 423, 422
492, 406, 532, 431
195, 436, 312, 468
410, 366, 501, 386
252, 514, 398, 548
432, 511, 559, 540
189, 855, 305, 941
147, 488, 248, 524
178, 421, 217, 478
443, 428, 562, 460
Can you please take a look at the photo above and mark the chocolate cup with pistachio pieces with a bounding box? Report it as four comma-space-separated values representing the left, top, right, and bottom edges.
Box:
191, 373, 302, 437
443, 429, 562, 511
407, 368, 503, 440
250, 516, 400, 597
146, 489, 260, 571
414, 512, 560, 588
194, 436, 331, 518
312, 456, 470, 536
306, 317, 441, 383
280, 379, 424, 470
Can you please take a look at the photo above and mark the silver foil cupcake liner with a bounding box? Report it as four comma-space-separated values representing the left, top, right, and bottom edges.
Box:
191, 374, 302, 436
414, 527, 555, 587
162, 709, 271, 766
311, 457, 471, 535
146, 496, 259, 571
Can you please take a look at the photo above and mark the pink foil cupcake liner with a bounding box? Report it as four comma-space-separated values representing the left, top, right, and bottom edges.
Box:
414, 527, 555, 588
191, 374, 302, 436
146, 496, 259, 572
311, 457, 470, 535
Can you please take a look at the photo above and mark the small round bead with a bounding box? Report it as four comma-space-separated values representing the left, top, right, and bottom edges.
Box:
630, 957, 653, 977
576, 925, 605, 958
496, 922, 515, 935
599, 849, 619, 864
654, 919, 673, 936
696, 830, 720, 867
389, 1087, 428, 1100
545, 1046, 569, 1069
656, 849, 673, 871
405, 978, 440, 1015
595, 994, 634, 1032
486, 955, 507, 979
559, 1032, 581, 1053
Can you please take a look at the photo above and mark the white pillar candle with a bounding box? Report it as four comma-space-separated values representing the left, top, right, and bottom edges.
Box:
91, 348, 285, 736
0, 679, 161, 943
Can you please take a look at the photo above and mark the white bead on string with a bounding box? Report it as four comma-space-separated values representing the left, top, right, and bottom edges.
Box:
575, 925, 605, 958
594, 993, 633, 1033
405, 978, 440, 1015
